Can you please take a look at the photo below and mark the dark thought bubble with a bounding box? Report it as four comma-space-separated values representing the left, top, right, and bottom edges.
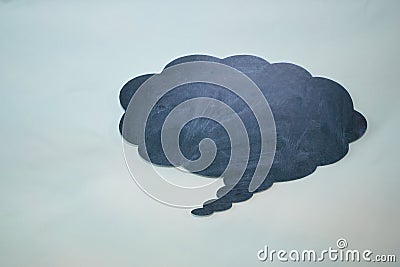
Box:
119, 55, 367, 216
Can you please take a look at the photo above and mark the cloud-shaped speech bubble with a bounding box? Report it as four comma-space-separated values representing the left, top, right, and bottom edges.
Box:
119, 55, 367, 216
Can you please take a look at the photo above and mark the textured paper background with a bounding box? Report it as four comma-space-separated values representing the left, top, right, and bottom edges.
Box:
0, 0, 398, 266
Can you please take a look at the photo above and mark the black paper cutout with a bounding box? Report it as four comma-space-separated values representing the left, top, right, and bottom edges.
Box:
119, 55, 367, 216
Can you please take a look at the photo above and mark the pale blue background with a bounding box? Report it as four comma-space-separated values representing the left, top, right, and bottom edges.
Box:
0, 0, 399, 266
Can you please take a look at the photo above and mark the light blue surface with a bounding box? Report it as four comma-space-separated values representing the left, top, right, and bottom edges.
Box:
1, 0, 399, 266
